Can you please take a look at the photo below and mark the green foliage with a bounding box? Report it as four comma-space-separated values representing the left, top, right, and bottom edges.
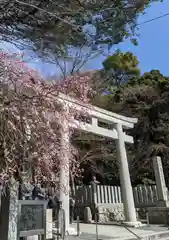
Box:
131, 38, 138, 46
0, 0, 163, 55
103, 51, 140, 73
73, 55, 169, 185
102, 51, 140, 88
94, 69, 169, 185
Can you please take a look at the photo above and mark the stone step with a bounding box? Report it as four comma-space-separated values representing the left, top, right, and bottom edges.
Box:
53, 230, 169, 240
118, 230, 169, 240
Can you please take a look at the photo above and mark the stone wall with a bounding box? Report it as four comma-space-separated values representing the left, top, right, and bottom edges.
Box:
148, 207, 169, 225
75, 204, 125, 223
96, 204, 125, 222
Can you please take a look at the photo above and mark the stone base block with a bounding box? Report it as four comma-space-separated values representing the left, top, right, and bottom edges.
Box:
26, 236, 38, 240
53, 227, 78, 236
84, 206, 92, 223
157, 200, 169, 208
148, 207, 169, 224
67, 227, 78, 235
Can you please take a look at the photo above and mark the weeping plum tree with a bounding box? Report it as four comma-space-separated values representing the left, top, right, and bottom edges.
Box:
0, 52, 92, 192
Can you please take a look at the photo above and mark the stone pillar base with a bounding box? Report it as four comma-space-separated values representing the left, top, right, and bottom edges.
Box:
53, 227, 78, 237
148, 207, 169, 225
122, 221, 142, 228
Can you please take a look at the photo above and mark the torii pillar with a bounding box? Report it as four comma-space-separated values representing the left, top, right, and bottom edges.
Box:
115, 123, 141, 227
58, 95, 140, 230
59, 107, 77, 235
59, 109, 70, 233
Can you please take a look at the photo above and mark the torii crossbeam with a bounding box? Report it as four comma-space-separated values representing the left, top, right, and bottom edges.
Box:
56, 93, 141, 233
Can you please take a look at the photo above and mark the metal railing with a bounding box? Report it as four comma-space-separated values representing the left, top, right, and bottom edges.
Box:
53, 203, 81, 239
77, 216, 80, 236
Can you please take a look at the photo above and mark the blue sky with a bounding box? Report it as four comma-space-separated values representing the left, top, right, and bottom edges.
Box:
0, 0, 168, 77
83, 0, 169, 76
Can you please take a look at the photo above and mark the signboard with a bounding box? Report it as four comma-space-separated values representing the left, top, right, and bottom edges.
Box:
17, 200, 48, 239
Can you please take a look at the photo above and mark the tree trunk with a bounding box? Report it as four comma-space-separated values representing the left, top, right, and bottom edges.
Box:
0, 181, 19, 240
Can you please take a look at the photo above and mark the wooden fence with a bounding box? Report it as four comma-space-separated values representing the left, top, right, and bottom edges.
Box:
75, 185, 160, 208
133, 185, 158, 207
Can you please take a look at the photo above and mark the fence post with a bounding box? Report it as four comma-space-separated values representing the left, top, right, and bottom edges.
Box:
95, 213, 98, 240
91, 183, 97, 205
77, 216, 80, 236
146, 211, 150, 226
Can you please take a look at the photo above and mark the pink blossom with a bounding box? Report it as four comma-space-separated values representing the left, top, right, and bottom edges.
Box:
0, 51, 93, 191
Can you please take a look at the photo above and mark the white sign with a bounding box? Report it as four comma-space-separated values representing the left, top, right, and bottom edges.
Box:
46, 209, 53, 239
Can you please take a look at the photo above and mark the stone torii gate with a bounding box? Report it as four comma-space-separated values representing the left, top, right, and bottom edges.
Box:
56, 93, 141, 233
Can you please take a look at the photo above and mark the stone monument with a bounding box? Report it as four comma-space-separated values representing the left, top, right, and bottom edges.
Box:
153, 156, 168, 207
148, 156, 169, 224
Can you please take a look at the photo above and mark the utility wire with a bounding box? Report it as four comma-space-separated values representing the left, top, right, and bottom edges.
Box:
137, 12, 169, 26
103, 12, 169, 58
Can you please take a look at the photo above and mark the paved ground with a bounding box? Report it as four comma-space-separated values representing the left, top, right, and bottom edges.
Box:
67, 223, 169, 240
